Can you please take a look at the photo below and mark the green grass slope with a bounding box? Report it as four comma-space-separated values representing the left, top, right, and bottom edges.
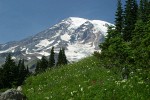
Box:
23, 56, 150, 100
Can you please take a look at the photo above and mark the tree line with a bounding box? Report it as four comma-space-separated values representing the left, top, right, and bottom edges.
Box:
0, 47, 68, 89
35, 47, 68, 73
98, 0, 150, 79
0, 54, 29, 89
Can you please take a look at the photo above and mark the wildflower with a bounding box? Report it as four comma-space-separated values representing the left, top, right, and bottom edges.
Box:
81, 87, 83, 92
121, 79, 127, 83
79, 84, 81, 87
129, 84, 133, 88
107, 70, 110, 73
88, 86, 92, 89
115, 81, 120, 85
138, 81, 144, 84
71, 92, 73, 96
123, 85, 126, 89
45, 97, 50, 100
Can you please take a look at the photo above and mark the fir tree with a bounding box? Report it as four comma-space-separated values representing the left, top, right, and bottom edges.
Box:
48, 47, 55, 68
18, 59, 27, 85
138, 0, 145, 21
56, 47, 68, 66
62, 47, 68, 65
0, 68, 4, 89
123, 0, 138, 41
143, 0, 150, 22
40, 56, 48, 71
26, 65, 30, 75
35, 60, 40, 73
2, 53, 16, 88
131, 20, 145, 48
115, 0, 123, 34
57, 48, 63, 66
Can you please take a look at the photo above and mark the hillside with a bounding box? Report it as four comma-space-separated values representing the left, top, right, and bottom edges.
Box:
22, 56, 150, 100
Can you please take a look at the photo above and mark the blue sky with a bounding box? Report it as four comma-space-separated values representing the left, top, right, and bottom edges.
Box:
0, 0, 126, 43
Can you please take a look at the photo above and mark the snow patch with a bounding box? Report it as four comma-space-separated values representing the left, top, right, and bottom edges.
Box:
37, 56, 42, 59
35, 39, 51, 48
12, 56, 16, 60
66, 42, 96, 62
38, 51, 50, 56
68, 17, 87, 29
27, 57, 31, 60
0, 46, 18, 53
26, 48, 33, 54
61, 34, 71, 41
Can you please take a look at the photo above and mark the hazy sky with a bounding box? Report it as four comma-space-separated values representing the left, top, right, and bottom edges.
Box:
0, 0, 132, 43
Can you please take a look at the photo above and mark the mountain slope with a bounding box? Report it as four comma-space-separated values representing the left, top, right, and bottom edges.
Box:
22, 56, 149, 99
23, 56, 115, 99
0, 17, 113, 64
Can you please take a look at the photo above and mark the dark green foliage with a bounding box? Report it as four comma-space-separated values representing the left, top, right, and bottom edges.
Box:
57, 48, 63, 66
1, 53, 17, 88
0, 68, 4, 89
26, 66, 30, 76
17, 59, 28, 85
123, 0, 138, 41
131, 20, 145, 48
99, 0, 150, 82
0, 54, 29, 89
35, 47, 67, 74
40, 56, 48, 71
35, 60, 40, 73
57, 48, 68, 66
115, 0, 123, 34
138, 0, 150, 22
99, 26, 116, 52
48, 47, 55, 68
62, 47, 68, 65
132, 18, 150, 69
35, 56, 48, 74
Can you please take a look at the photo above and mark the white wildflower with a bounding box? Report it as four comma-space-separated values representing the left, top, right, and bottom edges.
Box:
121, 79, 127, 83
45, 97, 49, 100
71, 92, 73, 96
81, 87, 83, 92
138, 81, 144, 84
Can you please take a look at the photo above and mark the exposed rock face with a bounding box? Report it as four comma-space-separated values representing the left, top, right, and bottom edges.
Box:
0, 89, 26, 100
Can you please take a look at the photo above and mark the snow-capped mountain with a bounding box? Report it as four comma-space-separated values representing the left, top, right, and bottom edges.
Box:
0, 17, 113, 64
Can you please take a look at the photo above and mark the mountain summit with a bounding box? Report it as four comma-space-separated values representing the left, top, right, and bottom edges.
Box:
0, 17, 113, 64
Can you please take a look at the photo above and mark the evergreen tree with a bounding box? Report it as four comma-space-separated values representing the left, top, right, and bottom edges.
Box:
123, 0, 138, 41
0, 68, 4, 89
18, 59, 27, 85
57, 48, 63, 66
39, 56, 48, 71
56, 47, 68, 66
2, 53, 16, 88
115, 0, 123, 34
98, 0, 150, 80
99, 26, 116, 52
131, 20, 145, 48
35, 60, 40, 73
138, 0, 150, 22
62, 47, 68, 65
138, 0, 145, 21
133, 17, 150, 69
26, 65, 30, 75
143, 0, 150, 22
48, 47, 55, 68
